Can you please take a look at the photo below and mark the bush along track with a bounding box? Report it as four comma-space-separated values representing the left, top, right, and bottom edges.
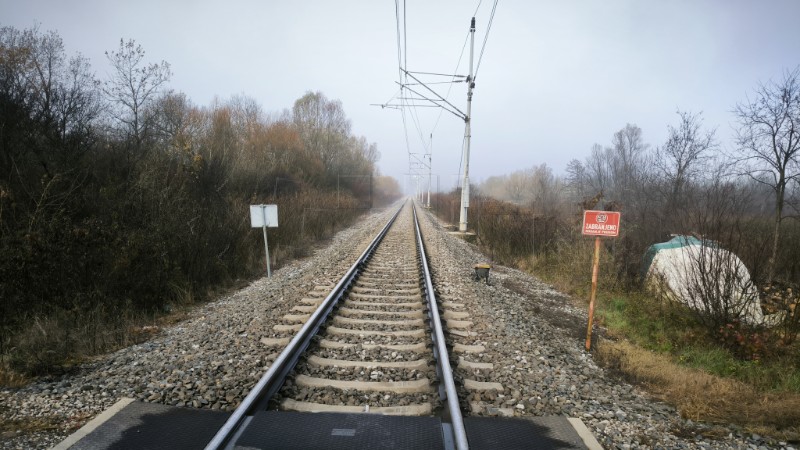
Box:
3, 204, 799, 449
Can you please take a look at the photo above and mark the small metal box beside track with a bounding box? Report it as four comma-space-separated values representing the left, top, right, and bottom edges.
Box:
473, 263, 491, 283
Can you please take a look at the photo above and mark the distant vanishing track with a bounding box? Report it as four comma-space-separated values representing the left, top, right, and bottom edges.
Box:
205, 201, 469, 449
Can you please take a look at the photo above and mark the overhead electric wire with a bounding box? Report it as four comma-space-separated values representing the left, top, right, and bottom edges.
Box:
385, 104, 441, 108
399, 1, 429, 178
396, 81, 465, 122
394, 0, 414, 167
404, 80, 465, 86
398, 96, 445, 101
431, 29, 470, 134
473, 0, 483, 17
405, 1, 435, 158
403, 70, 466, 119
399, 0, 433, 161
407, 81, 432, 155
394, 0, 403, 84
382, 86, 403, 107
456, 134, 468, 189
409, 100, 431, 155
407, 71, 467, 78
407, 84, 433, 156
401, 106, 413, 170
474, 0, 499, 80
385, 0, 496, 191
404, 0, 408, 80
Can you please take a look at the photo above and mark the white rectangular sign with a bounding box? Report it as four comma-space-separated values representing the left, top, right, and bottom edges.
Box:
250, 204, 278, 228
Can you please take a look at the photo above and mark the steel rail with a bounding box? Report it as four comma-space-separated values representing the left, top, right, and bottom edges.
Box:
205, 202, 405, 450
413, 203, 469, 450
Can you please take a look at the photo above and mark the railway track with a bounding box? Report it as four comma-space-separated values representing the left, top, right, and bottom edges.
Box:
47, 199, 601, 449
276, 204, 439, 416
205, 200, 470, 449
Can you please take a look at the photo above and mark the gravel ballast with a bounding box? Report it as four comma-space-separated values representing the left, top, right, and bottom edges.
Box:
0, 201, 794, 449
415, 206, 793, 450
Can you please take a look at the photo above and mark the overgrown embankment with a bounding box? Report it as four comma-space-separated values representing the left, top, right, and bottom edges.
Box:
0, 26, 401, 379
430, 192, 800, 440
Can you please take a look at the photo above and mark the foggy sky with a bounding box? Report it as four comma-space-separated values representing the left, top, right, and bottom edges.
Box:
2, 0, 799, 191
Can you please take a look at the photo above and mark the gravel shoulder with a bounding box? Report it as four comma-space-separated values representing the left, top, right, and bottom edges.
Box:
416, 207, 792, 450
0, 206, 397, 449
1, 202, 793, 449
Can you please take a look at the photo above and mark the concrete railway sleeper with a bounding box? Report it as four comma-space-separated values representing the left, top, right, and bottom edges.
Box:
50, 200, 601, 449
204, 201, 469, 450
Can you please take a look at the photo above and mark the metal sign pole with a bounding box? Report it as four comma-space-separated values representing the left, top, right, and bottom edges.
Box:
262, 206, 271, 278
250, 204, 278, 278
585, 236, 601, 351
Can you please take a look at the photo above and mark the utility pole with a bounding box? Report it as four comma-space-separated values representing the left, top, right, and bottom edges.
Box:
427, 133, 432, 208
459, 17, 476, 232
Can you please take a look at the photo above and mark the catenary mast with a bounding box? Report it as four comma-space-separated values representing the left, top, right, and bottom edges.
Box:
458, 17, 476, 232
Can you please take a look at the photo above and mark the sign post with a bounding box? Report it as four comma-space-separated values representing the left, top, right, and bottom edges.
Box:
250, 205, 278, 277
581, 210, 621, 351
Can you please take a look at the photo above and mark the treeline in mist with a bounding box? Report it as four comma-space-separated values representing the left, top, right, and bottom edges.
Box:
0, 25, 401, 374
432, 68, 800, 342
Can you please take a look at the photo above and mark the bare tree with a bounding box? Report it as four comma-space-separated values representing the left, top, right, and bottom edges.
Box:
292, 91, 351, 175
529, 163, 561, 216
227, 94, 264, 147
682, 174, 764, 327
565, 158, 586, 196
505, 170, 530, 204
0, 25, 101, 237
0, 26, 101, 166
733, 67, 800, 283
104, 39, 171, 147
149, 91, 195, 150
655, 110, 717, 213
610, 123, 648, 205
584, 143, 611, 196
789, 176, 800, 216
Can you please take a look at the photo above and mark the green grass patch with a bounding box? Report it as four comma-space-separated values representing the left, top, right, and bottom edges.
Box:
600, 296, 631, 333
595, 291, 688, 353
589, 289, 800, 393
532, 248, 800, 394
676, 346, 800, 393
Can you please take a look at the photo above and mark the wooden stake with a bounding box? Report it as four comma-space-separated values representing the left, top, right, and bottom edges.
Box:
585, 236, 601, 351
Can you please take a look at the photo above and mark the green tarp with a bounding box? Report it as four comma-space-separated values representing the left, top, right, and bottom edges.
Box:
641, 235, 711, 277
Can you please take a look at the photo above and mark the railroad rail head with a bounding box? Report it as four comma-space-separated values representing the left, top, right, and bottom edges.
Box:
54, 199, 602, 450
204, 202, 404, 449
204, 200, 468, 450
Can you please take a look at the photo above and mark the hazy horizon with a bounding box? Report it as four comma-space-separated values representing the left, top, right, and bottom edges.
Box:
3, 0, 799, 190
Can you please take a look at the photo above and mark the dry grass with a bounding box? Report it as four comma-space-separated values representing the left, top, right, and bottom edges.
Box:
596, 338, 800, 441
0, 364, 29, 388
0, 417, 61, 436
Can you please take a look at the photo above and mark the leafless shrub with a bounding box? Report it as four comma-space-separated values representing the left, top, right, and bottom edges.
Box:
0, 25, 386, 375
762, 283, 800, 345
647, 174, 768, 328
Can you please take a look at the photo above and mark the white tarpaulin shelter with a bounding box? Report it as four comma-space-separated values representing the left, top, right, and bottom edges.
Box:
642, 236, 767, 325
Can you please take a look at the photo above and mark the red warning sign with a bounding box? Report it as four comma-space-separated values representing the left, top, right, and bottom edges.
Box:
582, 210, 621, 237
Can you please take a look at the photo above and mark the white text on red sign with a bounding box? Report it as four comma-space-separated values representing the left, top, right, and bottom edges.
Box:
582, 210, 621, 237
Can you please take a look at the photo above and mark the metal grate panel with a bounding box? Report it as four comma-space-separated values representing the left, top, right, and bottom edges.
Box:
464, 416, 588, 450
69, 401, 230, 450
235, 411, 444, 450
